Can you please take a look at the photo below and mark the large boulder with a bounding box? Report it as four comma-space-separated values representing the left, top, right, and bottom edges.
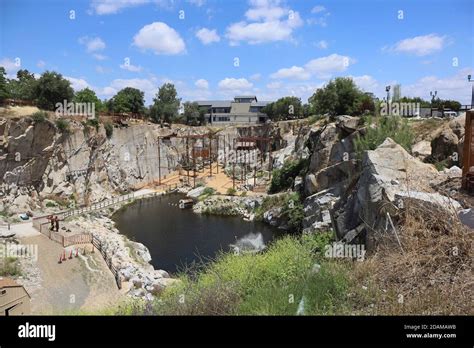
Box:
303, 190, 338, 233
332, 138, 456, 248
430, 128, 459, 163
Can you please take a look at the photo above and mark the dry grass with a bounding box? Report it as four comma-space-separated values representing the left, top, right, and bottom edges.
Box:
351, 200, 473, 315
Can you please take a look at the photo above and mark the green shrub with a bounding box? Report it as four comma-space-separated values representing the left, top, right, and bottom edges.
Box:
30, 111, 48, 123
86, 118, 100, 130
104, 122, 113, 138
256, 192, 305, 232
149, 234, 351, 315
354, 116, 414, 158
55, 118, 70, 133
269, 158, 309, 193
0, 257, 21, 277
226, 188, 236, 196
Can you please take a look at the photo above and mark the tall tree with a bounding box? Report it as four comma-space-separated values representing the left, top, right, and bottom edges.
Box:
262, 97, 303, 121
110, 87, 145, 114
309, 77, 368, 116
150, 83, 181, 123
73, 87, 105, 112
183, 101, 203, 125
34, 71, 74, 110
0, 67, 8, 102
8, 69, 37, 100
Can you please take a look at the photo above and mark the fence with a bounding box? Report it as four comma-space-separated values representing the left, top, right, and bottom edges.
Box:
63, 192, 136, 219
36, 222, 92, 247
92, 236, 122, 289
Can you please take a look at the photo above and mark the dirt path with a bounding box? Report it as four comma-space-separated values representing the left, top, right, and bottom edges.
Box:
19, 234, 124, 314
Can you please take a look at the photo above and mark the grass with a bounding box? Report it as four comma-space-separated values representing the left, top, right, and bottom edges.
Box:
55, 118, 70, 133
0, 256, 22, 277
30, 111, 49, 123
121, 232, 358, 316
110, 195, 473, 316
354, 116, 414, 158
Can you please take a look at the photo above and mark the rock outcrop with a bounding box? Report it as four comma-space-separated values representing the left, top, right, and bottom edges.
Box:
331, 138, 460, 248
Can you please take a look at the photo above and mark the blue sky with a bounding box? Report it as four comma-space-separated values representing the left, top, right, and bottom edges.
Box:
1, 0, 473, 104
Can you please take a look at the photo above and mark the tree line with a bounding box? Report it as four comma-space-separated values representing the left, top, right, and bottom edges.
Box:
0, 67, 463, 125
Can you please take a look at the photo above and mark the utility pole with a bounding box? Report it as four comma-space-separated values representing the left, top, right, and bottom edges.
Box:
430, 90, 438, 117
385, 85, 391, 106
468, 75, 474, 108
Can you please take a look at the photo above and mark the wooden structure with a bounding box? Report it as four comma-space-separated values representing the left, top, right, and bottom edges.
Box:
462, 110, 474, 193
0, 277, 31, 316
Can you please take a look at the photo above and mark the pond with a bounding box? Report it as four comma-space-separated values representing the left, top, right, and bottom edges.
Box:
113, 193, 282, 274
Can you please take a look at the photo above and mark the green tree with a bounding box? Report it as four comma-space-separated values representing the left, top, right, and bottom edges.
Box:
150, 83, 181, 123
7, 69, 37, 101
109, 87, 145, 114
73, 87, 105, 112
34, 71, 74, 110
309, 77, 369, 116
183, 101, 202, 125
0, 67, 8, 102
263, 96, 303, 121
399, 96, 430, 108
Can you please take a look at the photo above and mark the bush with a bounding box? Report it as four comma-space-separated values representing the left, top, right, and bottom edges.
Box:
30, 111, 48, 123
269, 158, 308, 193
149, 235, 351, 315
354, 116, 414, 158
0, 257, 21, 277
104, 122, 113, 138
226, 188, 236, 196
86, 118, 100, 130
55, 118, 70, 133
256, 192, 305, 232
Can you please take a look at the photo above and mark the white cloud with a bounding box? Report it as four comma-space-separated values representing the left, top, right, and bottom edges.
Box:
315, 40, 328, 49
79, 36, 106, 52
0, 57, 20, 78
305, 54, 354, 78
403, 68, 473, 104
311, 5, 326, 14
270, 65, 310, 80
195, 79, 209, 89
187, 0, 206, 6
196, 28, 220, 45
250, 73, 262, 81
266, 81, 282, 89
226, 0, 303, 45
245, 0, 286, 21
351, 75, 379, 92
93, 53, 108, 60
65, 76, 90, 91
95, 66, 106, 74
218, 77, 253, 91
36, 60, 46, 68
133, 22, 186, 55
268, 54, 355, 82
119, 63, 142, 72
89, 0, 172, 15
385, 34, 447, 56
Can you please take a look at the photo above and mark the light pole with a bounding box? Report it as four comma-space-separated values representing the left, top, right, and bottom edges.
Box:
385, 85, 391, 105
430, 90, 437, 117
468, 75, 474, 108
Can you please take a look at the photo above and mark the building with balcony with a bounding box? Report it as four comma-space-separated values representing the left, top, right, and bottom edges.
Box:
196, 96, 270, 124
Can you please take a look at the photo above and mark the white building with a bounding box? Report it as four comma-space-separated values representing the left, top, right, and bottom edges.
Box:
196, 96, 270, 124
